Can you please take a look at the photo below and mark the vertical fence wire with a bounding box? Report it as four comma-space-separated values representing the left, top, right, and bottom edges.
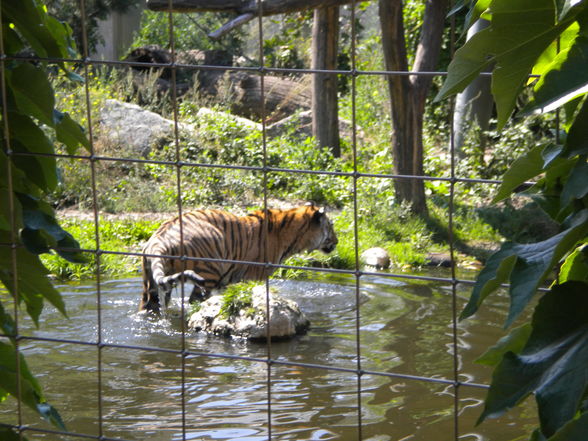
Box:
0, 2, 521, 440
78, 0, 105, 439
0, 3, 24, 439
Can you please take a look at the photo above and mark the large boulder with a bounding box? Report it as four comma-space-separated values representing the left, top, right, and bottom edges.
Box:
188, 285, 310, 340
98, 99, 193, 156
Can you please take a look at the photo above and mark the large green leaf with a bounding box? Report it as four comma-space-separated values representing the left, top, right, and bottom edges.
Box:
8, 112, 57, 191
559, 243, 588, 283
17, 193, 86, 263
54, 110, 90, 154
1, 0, 72, 60
492, 143, 546, 203
476, 323, 532, 366
479, 282, 588, 438
530, 22, 579, 85
6, 63, 55, 127
563, 96, 588, 157
437, 0, 584, 128
0, 233, 66, 324
0, 341, 66, 430
548, 412, 588, 441
524, 18, 588, 115
461, 209, 588, 326
560, 159, 588, 206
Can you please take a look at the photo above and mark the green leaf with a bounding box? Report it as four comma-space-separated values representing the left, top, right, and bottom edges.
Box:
462, 209, 588, 325
492, 143, 546, 203
464, 0, 492, 32
17, 194, 86, 263
529, 22, 579, 85
559, 244, 588, 283
563, 97, 588, 157
0, 426, 28, 441
6, 63, 55, 127
479, 282, 588, 437
8, 112, 57, 191
528, 156, 578, 220
2, 0, 72, 60
0, 301, 17, 339
20, 228, 51, 255
524, 23, 588, 115
0, 233, 67, 323
54, 110, 90, 154
548, 412, 588, 441
461, 249, 517, 320
437, 0, 579, 128
560, 159, 588, 206
0, 341, 66, 431
476, 323, 532, 366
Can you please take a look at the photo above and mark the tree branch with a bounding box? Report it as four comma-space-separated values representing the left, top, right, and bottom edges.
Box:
147, 0, 361, 15
208, 13, 255, 40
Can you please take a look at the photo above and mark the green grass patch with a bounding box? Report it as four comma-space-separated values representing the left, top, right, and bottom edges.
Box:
42, 218, 159, 280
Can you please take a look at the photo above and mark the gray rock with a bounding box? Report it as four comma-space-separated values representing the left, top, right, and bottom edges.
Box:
187, 285, 310, 340
99, 99, 193, 156
361, 247, 391, 269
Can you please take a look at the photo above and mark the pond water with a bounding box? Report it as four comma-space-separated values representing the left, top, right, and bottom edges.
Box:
1, 269, 537, 441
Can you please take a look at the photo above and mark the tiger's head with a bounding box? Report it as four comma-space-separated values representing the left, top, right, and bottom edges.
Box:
304, 204, 338, 254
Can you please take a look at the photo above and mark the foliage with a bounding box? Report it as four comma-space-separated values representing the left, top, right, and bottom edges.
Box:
148, 106, 350, 208
41, 218, 158, 280
45, 0, 142, 54
132, 10, 246, 55
219, 281, 259, 319
439, 1, 588, 439
0, 0, 90, 436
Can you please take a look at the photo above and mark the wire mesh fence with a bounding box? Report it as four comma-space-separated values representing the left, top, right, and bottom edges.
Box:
0, 1, 546, 440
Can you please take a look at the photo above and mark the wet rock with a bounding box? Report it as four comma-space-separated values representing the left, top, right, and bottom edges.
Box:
425, 252, 453, 267
187, 285, 310, 340
361, 247, 391, 269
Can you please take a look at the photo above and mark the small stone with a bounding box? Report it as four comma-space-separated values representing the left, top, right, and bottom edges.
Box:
361, 247, 391, 269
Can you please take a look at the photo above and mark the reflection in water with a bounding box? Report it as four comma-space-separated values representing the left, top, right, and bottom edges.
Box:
0, 271, 537, 440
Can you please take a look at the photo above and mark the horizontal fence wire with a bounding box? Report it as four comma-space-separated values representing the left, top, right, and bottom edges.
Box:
0, 1, 539, 440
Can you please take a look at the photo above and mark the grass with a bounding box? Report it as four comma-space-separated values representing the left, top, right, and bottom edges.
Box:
42, 218, 159, 280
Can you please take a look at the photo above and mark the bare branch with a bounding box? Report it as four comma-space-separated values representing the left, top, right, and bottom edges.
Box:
208, 13, 255, 40
147, 0, 362, 15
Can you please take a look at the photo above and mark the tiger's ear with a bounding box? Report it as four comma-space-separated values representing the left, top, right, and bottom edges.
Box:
312, 206, 326, 223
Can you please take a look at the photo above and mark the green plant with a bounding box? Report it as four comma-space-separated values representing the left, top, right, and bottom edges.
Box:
0, 0, 90, 437
219, 281, 259, 319
41, 218, 158, 280
132, 10, 246, 54
438, 1, 588, 439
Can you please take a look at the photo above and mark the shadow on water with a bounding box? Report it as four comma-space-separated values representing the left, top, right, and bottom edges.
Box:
0, 270, 538, 440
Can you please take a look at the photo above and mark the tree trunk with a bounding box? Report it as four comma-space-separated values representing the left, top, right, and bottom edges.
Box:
379, 0, 448, 215
453, 19, 493, 157
311, 6, 340, 157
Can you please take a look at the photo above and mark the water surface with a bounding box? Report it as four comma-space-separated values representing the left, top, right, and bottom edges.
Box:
1, 270, 537, 440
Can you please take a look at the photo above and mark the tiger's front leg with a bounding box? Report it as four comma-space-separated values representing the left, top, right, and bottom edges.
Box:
188, 284, 210, 304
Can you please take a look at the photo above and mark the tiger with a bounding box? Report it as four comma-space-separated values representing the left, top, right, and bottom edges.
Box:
139, 204, 338, 313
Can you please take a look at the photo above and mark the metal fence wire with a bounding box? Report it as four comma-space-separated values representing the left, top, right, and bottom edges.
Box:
2, 1, 540, 440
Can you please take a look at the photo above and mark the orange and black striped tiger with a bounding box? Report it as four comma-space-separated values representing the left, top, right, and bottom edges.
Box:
140, 204, 338, 313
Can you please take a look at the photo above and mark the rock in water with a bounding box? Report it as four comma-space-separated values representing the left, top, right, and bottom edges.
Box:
360, 247, 391, 269
187, 285, 310, 340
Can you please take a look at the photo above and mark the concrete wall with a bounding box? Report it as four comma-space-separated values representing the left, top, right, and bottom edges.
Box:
92, 3, 145, 61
